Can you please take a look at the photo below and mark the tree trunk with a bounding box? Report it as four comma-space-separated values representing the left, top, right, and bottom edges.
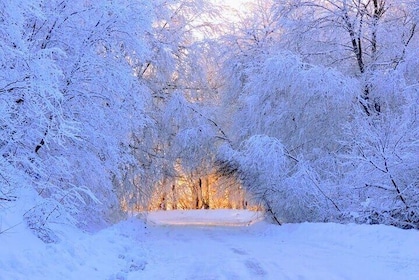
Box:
195, 178, 203, 209
171, 185, 177, 210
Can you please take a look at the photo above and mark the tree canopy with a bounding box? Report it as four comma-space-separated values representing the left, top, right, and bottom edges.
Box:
1, 0, 418, 238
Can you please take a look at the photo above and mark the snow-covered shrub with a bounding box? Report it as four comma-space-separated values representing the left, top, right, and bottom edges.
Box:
23, 201, 62, 243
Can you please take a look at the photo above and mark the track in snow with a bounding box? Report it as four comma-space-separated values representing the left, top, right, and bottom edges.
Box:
3, 210, 419, 280
126, 211, 419, 280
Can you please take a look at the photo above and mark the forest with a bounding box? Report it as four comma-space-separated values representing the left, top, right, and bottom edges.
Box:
1, 0, 418, 242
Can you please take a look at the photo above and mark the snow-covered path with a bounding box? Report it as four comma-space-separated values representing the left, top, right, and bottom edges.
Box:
138, 220, 419, 280
2, 210, 419, 280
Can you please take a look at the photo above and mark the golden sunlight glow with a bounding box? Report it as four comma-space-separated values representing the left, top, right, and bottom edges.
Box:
120, 161, 261, 213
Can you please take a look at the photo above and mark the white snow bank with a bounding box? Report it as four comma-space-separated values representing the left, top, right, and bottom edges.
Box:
143, 209, 265, 226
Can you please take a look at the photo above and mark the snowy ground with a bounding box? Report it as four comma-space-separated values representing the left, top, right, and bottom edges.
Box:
145, 209, 264, 226
1, 209, 419, 280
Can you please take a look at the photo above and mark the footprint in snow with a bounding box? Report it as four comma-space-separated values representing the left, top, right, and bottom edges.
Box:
231, 247, 247, 255
244, 259, 267, 277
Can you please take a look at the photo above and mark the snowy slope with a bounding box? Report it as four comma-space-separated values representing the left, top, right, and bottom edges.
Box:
1, 210, 418, 280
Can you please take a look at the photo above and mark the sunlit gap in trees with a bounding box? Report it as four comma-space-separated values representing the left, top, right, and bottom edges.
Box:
120, 161, 260, 212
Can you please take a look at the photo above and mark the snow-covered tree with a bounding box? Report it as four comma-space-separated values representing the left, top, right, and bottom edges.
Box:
274, 0, 418, 114
217, 0, 419, 228
2, 0, 417, 233
1, 0, 156, 238
218, 50, 357, 223
340, 66, 419, 228
121, 0, 239, 211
